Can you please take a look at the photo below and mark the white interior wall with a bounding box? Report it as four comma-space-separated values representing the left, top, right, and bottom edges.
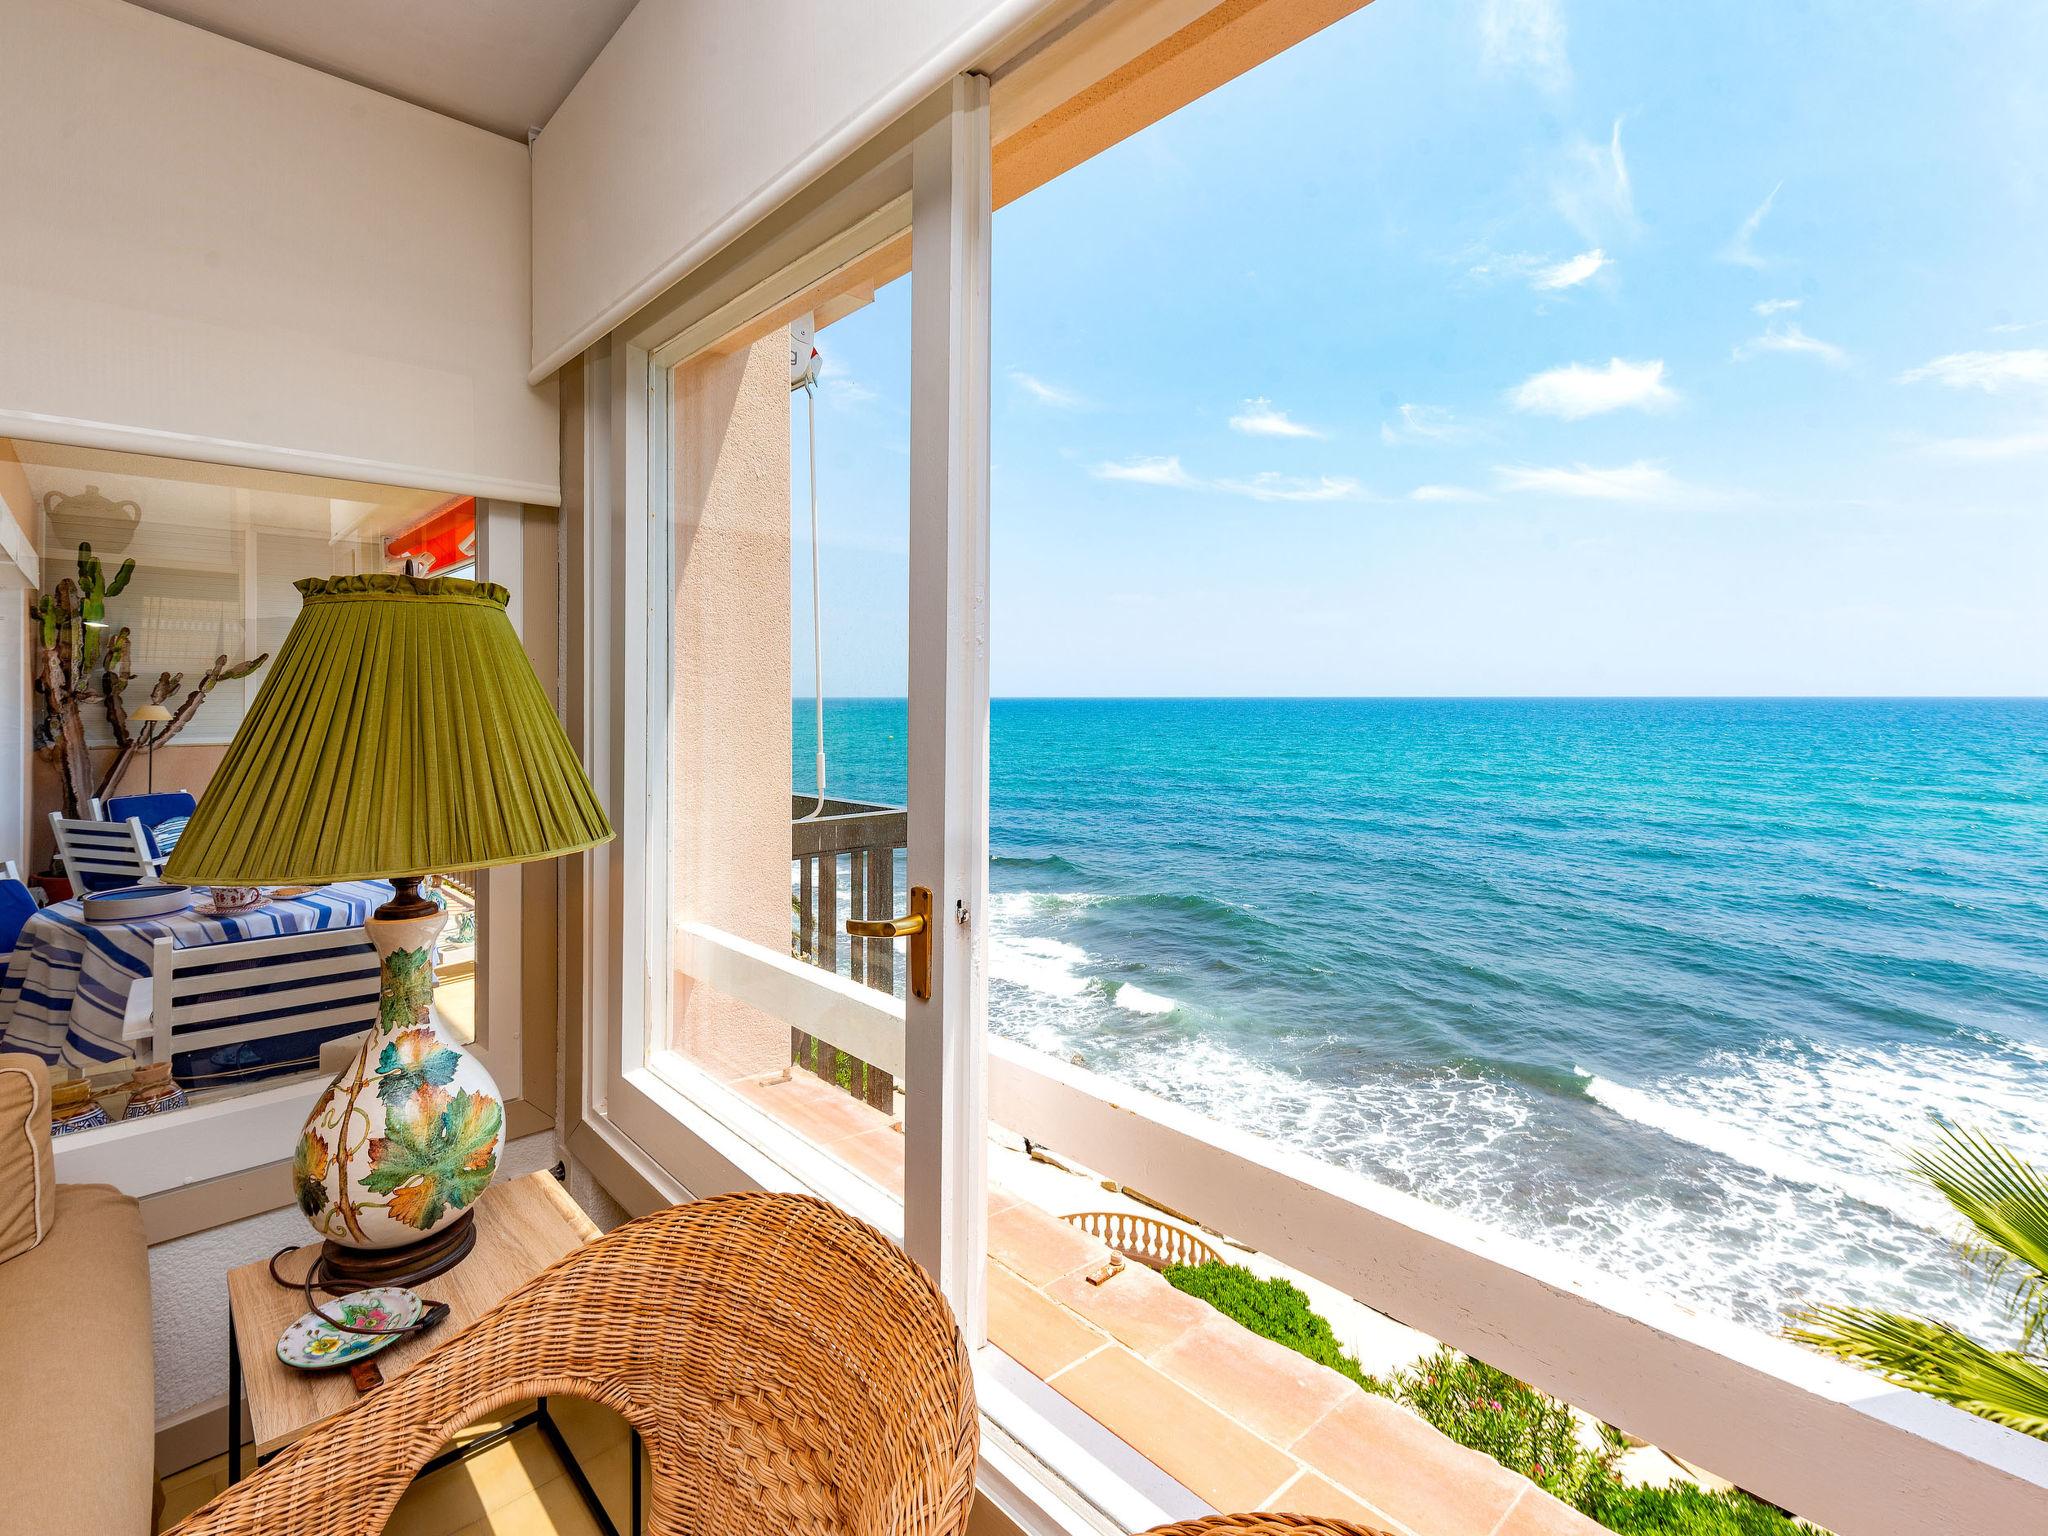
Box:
529, 0, 1056, 377
150, 1131, 561, 1427
0, 0, 558, 504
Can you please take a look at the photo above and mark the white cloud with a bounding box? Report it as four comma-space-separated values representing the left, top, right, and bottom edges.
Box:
1552, 119, 1636, 242
1733, 322, 1848, 367
1532, 248, 1610, 290
1409, 484, 1489, 503
1480, 0, 1569, 91
1754, 297, 1802, 317
1495, 461, 1683, 501
1989, 319, 2045, 335
1092, 456, 1365, 502
1229, 398, 1324, 438
817, 355, 876, 405
1921, 426, 2048, 460
1380, 404, 1467, 445
1216, 473, 1365, 503
1509, 357, 1675, 419
1899, 349, 2048, 393
1010, 370, 1084, 408
1093, 455, 1204, 489
1722, 181, 1782, 269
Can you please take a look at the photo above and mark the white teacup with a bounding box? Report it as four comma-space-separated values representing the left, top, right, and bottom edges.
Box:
207, 885, 266, 914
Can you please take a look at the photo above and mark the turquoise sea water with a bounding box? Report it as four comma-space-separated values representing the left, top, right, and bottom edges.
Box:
799, 697, 2048, 1339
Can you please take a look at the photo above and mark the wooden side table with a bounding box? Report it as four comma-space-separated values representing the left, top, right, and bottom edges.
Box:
224, 1170, 636, 1533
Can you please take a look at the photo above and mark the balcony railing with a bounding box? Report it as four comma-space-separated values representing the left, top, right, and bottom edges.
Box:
791, 794, 906, 1110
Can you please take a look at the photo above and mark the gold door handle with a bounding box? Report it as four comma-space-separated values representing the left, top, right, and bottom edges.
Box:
846, 884, 932, 1000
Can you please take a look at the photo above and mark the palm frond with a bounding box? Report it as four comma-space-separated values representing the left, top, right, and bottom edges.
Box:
1911, 1121, 2048, 1350
1789, 1305, 2048, 1439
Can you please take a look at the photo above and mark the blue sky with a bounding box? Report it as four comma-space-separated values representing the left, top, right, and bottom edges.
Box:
796, 0, 2048, 696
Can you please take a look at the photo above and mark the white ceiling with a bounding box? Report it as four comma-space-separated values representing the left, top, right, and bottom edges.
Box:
125, 0, 640, 140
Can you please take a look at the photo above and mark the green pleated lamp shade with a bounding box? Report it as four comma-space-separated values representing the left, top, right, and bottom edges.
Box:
164, 574, 613, 886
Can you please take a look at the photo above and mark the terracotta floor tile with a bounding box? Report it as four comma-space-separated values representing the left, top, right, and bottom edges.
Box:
157, 1474, 223, 1531
833, 1125, 907, 1195
731, 1072, 892, 1145
385, 1428, 563, 1535
471, 1474, 605, 1536
1152, 1318, 1363, 1444
1048, 1347, 1301, 1512
1490, 1485, 1608, 1535
987, 1262, 1109, 1379
1045, 1261, 1215, 1358
987, 1199, 1109, 1286
1269, 1469, 1418, 1535
1293, 1394, 1529, 1536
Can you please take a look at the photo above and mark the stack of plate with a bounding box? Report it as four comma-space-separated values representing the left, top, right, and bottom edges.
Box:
81, 884, 195, 922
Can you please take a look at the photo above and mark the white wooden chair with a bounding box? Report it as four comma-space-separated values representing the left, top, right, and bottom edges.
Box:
145, 926, 381, 1072
47, 812, 164, 893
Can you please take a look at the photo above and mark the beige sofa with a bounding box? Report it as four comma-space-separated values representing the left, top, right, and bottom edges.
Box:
0, 1055, 155, 1535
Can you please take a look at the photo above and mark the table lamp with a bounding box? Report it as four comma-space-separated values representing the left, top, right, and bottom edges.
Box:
129, 702, 173, 792
164, 574, 612, 1289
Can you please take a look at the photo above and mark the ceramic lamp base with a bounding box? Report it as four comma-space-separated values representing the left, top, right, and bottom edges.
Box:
311, 1211, 478, 1294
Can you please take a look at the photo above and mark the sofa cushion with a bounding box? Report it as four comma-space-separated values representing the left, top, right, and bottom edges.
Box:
0, 1054, 55, 1263
0, 1183, 154, 1536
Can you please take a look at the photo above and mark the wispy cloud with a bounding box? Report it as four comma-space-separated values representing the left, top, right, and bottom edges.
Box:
1734, 322, 1848, 367
1409, 484, 1489, 503
1216, 472, 1365, 502
1380, 403, 1468, 446
1989, 319, 2046, 336
1551, 119, 1636, 242
1229, 398, 1325, 438
1010, 370, 1085, 408
1479, 0, 1569, 92
1495, 461, 1684, 501
1509, 357, 1675, 419
1920, 426, 2048, 460
1532, 248, 1610, 290
1754, 297, 1802, 317
1722, 182, 1782, 269
1899, 349, 2048, 393
1094, 455, 1204, 489
1092, 456, 1365, 502
818, 355, 876, 405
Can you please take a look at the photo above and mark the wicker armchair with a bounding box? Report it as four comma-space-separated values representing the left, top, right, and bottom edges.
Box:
1143, 1519, 1394, 1536
168, 1191, 978, 1536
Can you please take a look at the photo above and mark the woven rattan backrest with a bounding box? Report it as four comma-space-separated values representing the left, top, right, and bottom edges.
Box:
168, 1191, 978, 1536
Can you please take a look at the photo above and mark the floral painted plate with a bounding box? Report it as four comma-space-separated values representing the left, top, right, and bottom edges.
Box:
276, 1287, 423, 1371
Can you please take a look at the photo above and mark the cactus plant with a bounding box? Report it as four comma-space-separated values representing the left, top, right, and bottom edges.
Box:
30, 542, 269, 819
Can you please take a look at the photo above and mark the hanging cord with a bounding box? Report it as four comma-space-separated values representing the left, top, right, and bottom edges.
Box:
268, 1247, 450, 1339
796, 377, 829, 823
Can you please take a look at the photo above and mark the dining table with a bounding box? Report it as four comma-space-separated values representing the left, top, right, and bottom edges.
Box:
0, 880, 391, 1078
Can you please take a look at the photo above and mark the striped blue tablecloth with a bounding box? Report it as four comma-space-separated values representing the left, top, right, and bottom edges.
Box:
0, 881, 390, 1074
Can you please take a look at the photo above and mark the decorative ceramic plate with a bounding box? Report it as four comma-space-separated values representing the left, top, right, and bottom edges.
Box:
267, 884, 319, 900
276, 1287, 423, 1371
82, 883, 195, 922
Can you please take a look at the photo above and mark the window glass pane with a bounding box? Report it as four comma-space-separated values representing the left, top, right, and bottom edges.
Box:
3, 445, 468, 1128
661, 251, 915, 1203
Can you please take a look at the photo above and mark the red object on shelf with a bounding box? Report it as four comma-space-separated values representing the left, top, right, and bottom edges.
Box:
383, 497, 477, 575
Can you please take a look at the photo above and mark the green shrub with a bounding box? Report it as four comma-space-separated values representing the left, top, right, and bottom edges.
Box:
1579, 1481, 1804, 1535
1163, 1268, 1805, 1536
1389, 1348, 1615, 1509
1162, 1261, 1386, 1394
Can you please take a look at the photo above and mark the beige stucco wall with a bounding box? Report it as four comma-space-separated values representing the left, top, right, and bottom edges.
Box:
669, 332, 794, 1078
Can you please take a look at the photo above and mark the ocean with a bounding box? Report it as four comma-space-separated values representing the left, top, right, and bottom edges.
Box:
798, 696, 2048, 1342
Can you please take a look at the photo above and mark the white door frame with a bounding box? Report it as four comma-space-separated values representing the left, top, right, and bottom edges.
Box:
904, 72, 994, 1347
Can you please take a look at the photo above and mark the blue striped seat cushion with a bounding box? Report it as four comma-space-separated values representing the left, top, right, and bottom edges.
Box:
153, 815, 190, 855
